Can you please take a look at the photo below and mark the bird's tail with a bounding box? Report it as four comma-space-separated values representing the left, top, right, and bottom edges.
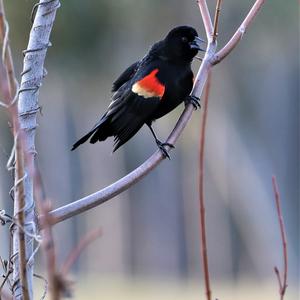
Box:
71, 117, 112, 151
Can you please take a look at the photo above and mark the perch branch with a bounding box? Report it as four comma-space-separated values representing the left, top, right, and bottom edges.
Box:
272, 176, 288, 300
199, 71, 212, 300
47, 0, 266, 225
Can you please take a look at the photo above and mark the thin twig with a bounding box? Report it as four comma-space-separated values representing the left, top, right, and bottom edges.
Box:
61, 228, 102, 275
46, 0, 266, 226
34, 163, 60, 300
212, 0, 223, 42
272, 176, 288, 300
39, 200, 60, 300
197, 0, 213, 40
199, 71, 212, 300
14, 139, 29, 300
212, 0, 266, 64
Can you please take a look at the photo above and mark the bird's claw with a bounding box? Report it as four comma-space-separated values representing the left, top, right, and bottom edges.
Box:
185, 95, 201, 110
156, 140, 175, 160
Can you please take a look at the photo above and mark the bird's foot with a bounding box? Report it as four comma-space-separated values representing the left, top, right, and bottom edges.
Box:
156, 140, 175, 160
185, 95, 201, 110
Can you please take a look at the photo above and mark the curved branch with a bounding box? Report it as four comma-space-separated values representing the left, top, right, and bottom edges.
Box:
47, 0, 266, 226
212, 0, 265, 65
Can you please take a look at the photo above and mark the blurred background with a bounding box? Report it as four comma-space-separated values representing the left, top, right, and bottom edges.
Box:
0, 0, 299, 299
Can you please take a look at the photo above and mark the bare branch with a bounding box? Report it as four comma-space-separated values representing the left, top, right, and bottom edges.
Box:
40, 202, 60, 300
212, 0, 223, 42
0, 0, 60, 298
14, 140, 30, 300
197, 0, 213, 40
0, 1, 30, 299
212, 0, 265, 64
199, 71, 212, 300
272, 176, 288, 300
0, 2, 17, 100
61, 228, 102, 275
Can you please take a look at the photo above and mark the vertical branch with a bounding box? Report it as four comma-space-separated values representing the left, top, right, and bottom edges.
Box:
199, 71, 212, 300
197, 0, 213, 40
14, 142, 30, 300
212, 0, 266, 64
212, 0, 223, 42
40, 203, 60, 300
2, 0, 60, 298
33, 166, 60, 300
0, 1, 30, 299
272, 176, 288, 300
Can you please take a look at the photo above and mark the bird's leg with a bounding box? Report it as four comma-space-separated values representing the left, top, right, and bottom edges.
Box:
147, 124, 174, 159
185, 95, 201, 110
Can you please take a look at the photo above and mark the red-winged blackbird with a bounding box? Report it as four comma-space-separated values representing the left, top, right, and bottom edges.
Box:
71, 26, 204, 158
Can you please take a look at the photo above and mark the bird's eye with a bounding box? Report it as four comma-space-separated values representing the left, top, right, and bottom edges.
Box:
181, 36, 188, 43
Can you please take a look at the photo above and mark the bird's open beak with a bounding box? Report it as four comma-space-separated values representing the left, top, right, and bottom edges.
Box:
190, 36, 206, 51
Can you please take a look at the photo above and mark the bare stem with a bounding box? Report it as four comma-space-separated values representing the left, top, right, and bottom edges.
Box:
0, 1, 30, 299
212, 0, 266, 64
14, 139, 30, 300
272, 176, 288, 300
61, 228, 102, 275
40, 203, 60, 300
212, 0, 223, 42
197, 0, 213, 40
199, 71, 212, 300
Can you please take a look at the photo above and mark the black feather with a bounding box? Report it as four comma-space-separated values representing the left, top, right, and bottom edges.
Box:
111, 61, 139, 92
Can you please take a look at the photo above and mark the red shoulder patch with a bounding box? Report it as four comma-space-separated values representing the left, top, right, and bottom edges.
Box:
132, 69, 165, 99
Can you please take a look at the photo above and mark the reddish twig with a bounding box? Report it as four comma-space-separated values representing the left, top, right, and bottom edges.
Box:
0, 1, 30, 299
60, 228, 102, 275
212, 0, 266, 64
199, 71, 212, 300
212, 0, 223, 42
272, 176, 288, 300
39, 201, 61, 300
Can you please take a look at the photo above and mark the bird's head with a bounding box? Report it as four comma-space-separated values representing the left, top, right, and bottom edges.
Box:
162, 26, 205, 62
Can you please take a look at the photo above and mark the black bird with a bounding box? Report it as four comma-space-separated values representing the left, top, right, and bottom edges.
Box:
71, 26, 205, 158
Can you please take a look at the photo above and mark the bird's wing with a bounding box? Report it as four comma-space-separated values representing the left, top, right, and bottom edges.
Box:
111, 61, 140, 92
107, 65, 167, 151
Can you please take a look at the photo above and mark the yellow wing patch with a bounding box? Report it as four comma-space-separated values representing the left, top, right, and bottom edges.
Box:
132, 69, 165, 99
